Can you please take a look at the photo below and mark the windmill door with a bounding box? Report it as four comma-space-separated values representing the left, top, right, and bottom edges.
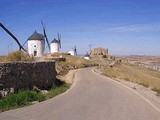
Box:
34, 51, 37, 56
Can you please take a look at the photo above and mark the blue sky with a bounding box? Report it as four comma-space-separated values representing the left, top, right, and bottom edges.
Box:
0, 0, 160, 55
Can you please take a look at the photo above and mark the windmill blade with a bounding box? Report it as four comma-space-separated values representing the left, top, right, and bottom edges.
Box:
41, 20, 50, 51
59, 34, 61, 48
74, 46, 77, 56
0, 22, 27, 52
59, 39, 61, 48
22, 39, 28, 47
57, 33, 61, 48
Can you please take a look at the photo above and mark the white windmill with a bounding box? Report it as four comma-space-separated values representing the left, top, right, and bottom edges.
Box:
50, 33, 61, 54
84, 52, 90, 60
67, 46, 77, 56
27, 31, 45, 57
27, 21, 51, 57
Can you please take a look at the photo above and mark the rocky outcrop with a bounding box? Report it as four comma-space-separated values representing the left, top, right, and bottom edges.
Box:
90, 48, 108, 56
0, 61, 56, 90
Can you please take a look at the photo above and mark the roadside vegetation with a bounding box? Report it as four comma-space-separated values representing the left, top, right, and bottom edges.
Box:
0, 56, 5, 62
102, 61, 160, 96
1, 51, 34, 62
0, 90, 45, 112
0, 82, 69, 112
5, 51, 34, 62
46, 83, 70, 99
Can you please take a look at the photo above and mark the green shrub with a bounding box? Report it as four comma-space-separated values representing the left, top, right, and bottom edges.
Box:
0, 90, 45, 111
47, 83, 70, 99
0, 82, 70, 112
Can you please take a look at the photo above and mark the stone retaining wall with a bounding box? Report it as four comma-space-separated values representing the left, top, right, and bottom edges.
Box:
0, 61, 57, 90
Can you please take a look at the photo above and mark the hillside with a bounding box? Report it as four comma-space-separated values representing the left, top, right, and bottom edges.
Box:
101, 62, 160, 95
45, 53, 98, 76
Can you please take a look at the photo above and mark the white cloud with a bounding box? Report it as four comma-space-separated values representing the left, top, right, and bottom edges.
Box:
108, 24, 160, 32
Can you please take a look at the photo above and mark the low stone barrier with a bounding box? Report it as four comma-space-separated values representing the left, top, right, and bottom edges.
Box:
0, 61, 57, 91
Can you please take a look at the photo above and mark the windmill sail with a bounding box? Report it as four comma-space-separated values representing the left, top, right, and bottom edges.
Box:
41, 21, 50, 51
0, 22, 27, 52
57, 33, 61, 48
74, 46, 77, 56
22, 39, 28, 47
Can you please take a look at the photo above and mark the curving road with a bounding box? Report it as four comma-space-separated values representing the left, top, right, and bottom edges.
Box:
0, 68, 160, 120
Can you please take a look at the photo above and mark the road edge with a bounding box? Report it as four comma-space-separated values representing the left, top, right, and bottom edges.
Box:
92, 68, 160, 113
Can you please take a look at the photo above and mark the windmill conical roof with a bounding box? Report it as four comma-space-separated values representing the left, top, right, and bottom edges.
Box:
51, 38, 59, 43
84, 53, 90, 57
28, 31, 44, 40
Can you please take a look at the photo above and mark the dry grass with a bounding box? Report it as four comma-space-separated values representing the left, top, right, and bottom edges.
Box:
3, 51, 34, 62
45, 53, 98, 76
102, 62, 160, 94
0, 56, 5, 62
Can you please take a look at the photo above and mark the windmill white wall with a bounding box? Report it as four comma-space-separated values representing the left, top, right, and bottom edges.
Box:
67, 49, 76, 56
28, 31, 45, 57
28, 40, 45, 57
84, 53, 90, 60
50, 38, 60, 53
84, 56, 90, 60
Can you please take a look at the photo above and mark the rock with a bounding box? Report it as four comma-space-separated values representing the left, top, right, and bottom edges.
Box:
32, 101, 39, 104
10, 88, 14, 93
0, 90, 9, 98
33, 86, 41, 92
41, 90, 49, 95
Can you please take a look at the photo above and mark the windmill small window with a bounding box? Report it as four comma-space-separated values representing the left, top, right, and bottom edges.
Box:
34, 45, 36, 48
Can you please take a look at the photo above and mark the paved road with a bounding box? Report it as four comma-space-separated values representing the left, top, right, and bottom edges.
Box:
0, 68, 160, 120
